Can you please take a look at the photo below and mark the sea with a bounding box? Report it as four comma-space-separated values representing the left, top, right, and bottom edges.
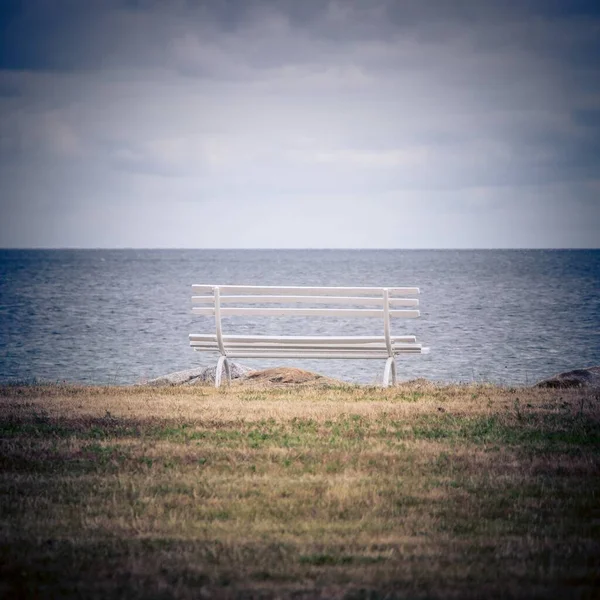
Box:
0, 249, 599, 386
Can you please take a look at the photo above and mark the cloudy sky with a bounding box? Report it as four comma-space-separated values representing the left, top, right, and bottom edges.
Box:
0, 0, 599, 248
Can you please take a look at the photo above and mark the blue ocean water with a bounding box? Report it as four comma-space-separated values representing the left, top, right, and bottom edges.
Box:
0, 249, 599, 385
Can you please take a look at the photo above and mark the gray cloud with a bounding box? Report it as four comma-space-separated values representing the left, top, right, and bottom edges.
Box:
0, 0, 598, 247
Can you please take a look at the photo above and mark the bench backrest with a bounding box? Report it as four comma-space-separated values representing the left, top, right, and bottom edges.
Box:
191, 285, 421, 354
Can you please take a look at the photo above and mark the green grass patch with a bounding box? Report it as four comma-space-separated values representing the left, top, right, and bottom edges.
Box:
0, 384, 598, 598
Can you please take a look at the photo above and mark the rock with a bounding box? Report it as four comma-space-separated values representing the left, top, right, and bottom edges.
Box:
140, 362, 255, 386
535, 366, 600, 390
245, 367, 340, 385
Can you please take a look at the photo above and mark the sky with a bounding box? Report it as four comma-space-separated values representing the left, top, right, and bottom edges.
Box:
0, 0, 599, 248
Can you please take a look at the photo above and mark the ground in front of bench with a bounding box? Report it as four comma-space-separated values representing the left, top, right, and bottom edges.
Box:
1, 384, 598, 599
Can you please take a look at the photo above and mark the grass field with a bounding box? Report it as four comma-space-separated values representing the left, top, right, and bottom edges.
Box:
1, 381, 599, 598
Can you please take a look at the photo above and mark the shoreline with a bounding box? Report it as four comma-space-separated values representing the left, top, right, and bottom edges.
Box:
3, 363, 599, 390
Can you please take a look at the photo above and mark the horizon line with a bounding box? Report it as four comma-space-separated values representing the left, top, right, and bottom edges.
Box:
1, 247, 599, 251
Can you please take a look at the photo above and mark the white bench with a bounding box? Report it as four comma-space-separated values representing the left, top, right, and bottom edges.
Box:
189, 285, 429, 388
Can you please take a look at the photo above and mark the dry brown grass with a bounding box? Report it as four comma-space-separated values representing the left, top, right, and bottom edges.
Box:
1, 381, 599, 598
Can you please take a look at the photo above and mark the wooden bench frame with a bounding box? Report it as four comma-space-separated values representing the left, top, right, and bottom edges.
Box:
189, 285, 429, 387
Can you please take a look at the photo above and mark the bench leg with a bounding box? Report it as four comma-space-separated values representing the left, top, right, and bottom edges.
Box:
215, 356, 231, 388
383, 357, 397, 387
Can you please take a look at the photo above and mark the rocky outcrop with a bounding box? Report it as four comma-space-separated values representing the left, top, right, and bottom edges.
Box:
141, 362, 255, 386
139, 365, 342, 387
535, 366, 600, 390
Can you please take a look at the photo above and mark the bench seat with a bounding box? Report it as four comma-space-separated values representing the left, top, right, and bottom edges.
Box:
189, 334, 427, 358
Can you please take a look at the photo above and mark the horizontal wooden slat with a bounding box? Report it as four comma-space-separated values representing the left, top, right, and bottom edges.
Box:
191, 344, 394, 356
190, 339, 420, 348
192, 295, 419, 307
191, 307, 419, 318
213, 349, 425, 358
390, 299, 420, 307
192, 285, 419, 296
191, 342, 422, 352
189, 334, 418, 344
224, 352, 392, 359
